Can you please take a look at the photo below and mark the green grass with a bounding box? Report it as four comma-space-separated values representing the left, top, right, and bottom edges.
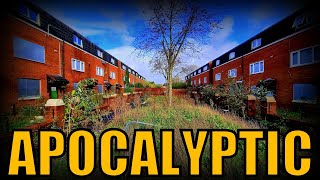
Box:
107, 96, 265, 177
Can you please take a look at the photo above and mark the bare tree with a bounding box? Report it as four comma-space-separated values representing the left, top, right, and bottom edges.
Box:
135, 0, 220, 106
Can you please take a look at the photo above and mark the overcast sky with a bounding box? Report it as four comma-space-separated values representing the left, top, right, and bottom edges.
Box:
32, 0, 303, 84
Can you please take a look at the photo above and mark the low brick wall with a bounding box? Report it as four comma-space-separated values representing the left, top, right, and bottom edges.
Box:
133, 88, 187, 96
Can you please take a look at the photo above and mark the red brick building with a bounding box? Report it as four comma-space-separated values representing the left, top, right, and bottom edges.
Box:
1, 1, 146, 112
186, 62, 213, 87
186, 8, 320, 109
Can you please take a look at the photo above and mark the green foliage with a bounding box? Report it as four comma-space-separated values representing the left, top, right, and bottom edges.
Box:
201, 85, 215, 105
124, 70, 130, 87
124, 86, 133, 93
64, 78, 103, 133
251, 85, 271, 99
154, 84, 163, 88
134, 82, 144, 88
172, 81, 188, 89
223, 80, 249, 116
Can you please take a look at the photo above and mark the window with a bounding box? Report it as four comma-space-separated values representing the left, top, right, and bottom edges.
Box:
18, 79, 40, 99
13, 37, 45, 63
229, 52, 235, 60
228, 69, 237, 78
292, 15, 312, 29
291, 45, 320, 67
193, 72, 196, 76
97, 85, 103, 93
128, 69, 131, 73
204, 77, 207, 84
198, 69, 201, 74
194, 80, 196, 85
251, 38, 261, 50
215, 73, 221, 81
111, 58, 115, 64
110, 72, 116, 79
198, 78, 201, 84
129, 78, 131, 82
132, 80, 134, 85
97, 50, 103, 58
203, 66, 208, 71
74, 83, 78, 90
293, 84, 318, 103
18, 5, 40, 24
250, 61, 264, 74
96, 67, 104, 76
216, 60, 220, 66
122, 65, 126, 70
72, 58, 85, 72
73, 35, 83, 47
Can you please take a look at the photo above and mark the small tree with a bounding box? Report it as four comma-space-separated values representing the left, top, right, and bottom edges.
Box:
135, 0, 220, 106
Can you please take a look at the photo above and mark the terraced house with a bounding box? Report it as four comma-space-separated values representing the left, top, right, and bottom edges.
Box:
186, 7, 320, 109
1, 1, 146, 112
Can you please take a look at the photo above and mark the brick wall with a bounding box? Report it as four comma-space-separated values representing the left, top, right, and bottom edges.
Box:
212, 26, 320, 108
1, 16, 146, 113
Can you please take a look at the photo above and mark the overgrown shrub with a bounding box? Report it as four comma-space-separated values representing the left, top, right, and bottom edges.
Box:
201, 85, 215, 105
172, 82, 188, 89
124, 86, 133, 93
134, 82, 144, 88
64, 78, 103, 134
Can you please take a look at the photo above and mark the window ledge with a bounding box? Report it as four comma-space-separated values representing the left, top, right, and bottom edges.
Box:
72, 69, 85, 73
18, 96, 41, 100
250, 72, 264, 75
292, 100, 317, 104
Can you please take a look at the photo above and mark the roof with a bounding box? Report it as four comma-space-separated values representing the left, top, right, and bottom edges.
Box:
47, 75, 69, 84
186, 7, 319, 79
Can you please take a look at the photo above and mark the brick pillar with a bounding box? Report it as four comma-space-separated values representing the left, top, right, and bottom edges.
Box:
45, 99, 65, 128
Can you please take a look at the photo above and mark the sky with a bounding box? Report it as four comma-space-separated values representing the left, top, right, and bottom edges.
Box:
32, 0, 304, 84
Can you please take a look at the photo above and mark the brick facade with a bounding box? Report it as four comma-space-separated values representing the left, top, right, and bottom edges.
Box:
212, 26, 320, 108
1, 14, 146, 112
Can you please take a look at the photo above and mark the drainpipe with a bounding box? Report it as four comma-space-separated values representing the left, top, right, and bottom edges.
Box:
241, 55, 244, 82
47, 24, 65, 77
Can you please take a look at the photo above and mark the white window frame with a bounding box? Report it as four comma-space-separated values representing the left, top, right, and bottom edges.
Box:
72, 58, 85, 72
97, 50, 103, 58
110, 72, 116, 79
96, 67, 104, 76
198, 78, 201, 84
229, 52, 235, 60
73, 35, 83, 47
111, 58, 115, 64
216, 60, 220, 66
215, 73, 221, 81
251, 38, 261, 50
250, 60, 264, 75
204, 77, 207, 84
290, 45, 320, 67
228, 69, 237, 78
194, 80, 196, 85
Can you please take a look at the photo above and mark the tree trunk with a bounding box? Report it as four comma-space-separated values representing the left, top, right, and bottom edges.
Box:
168, 68, 173, 106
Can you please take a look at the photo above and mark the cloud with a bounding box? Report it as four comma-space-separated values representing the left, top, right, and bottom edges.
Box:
104, 15, 239, 84
211, 16, 234, 42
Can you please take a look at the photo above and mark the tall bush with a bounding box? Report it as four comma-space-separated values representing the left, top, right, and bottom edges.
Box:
64, 78, 103, 134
